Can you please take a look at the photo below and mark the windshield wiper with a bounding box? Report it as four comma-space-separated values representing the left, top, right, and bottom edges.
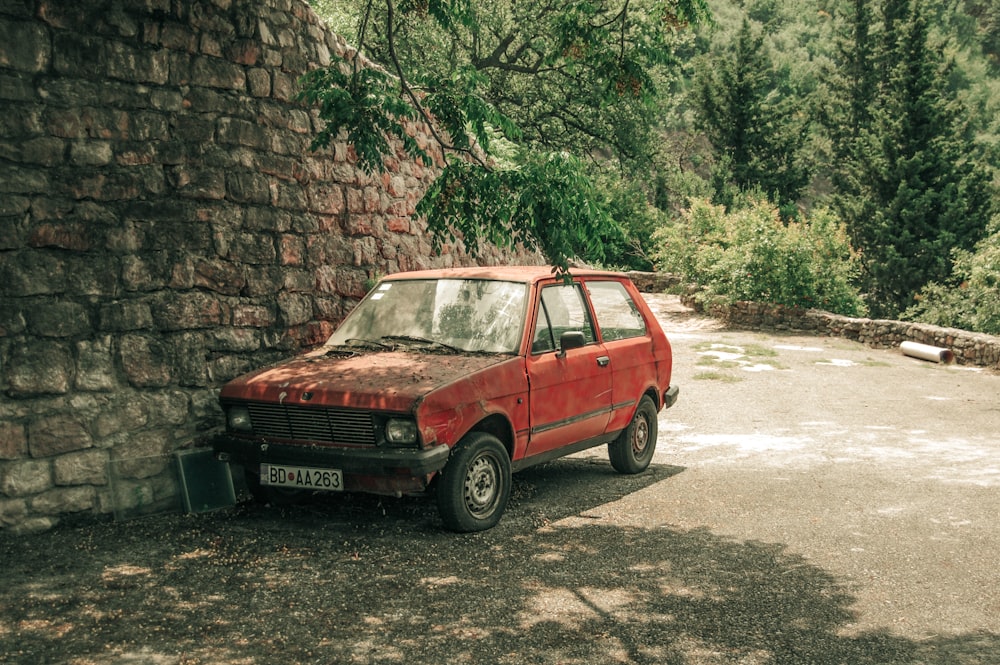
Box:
340, 338, 393, 350
379, 335, 463, 353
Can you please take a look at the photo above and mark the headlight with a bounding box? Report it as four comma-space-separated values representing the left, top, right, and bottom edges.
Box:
227, 406, 252, 432
385, 418, 418, 445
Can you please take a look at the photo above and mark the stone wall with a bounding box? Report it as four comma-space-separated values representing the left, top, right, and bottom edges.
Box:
0, 0, 524, 533
683, 297, 1000, 370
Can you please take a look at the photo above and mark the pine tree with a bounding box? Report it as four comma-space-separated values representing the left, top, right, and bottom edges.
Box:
692, 18, 811, 215
830, 0, 993, 317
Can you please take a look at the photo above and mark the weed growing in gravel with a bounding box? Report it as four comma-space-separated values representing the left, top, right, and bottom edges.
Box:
694, 371, 743, 382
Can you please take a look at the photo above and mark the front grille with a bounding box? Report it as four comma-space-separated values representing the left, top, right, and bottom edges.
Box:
246, 403, 376, 445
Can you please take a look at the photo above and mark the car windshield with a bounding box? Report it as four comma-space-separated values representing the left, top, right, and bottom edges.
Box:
326, 278, 529, 354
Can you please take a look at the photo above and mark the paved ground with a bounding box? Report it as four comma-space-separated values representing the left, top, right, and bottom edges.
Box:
2, 295, 999, 664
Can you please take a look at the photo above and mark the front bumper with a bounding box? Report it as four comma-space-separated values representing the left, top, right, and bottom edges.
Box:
213, 434, 451, 476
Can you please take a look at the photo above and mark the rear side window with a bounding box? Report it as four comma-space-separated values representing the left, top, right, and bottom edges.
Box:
532, 284, 596, 353
587, 281, 647, 342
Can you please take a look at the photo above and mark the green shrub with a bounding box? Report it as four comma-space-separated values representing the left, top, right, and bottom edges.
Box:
654, 197, 867, 316
903, 219, 1000, 335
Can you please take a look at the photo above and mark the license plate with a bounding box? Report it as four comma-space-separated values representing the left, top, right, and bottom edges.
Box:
260, 463, 343, 492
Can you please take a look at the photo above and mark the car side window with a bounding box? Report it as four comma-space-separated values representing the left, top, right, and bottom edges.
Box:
532, 284, 596, 354
587, 281, 647, 342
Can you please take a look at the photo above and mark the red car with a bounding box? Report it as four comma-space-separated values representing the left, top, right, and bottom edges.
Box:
213, 266, 678, 531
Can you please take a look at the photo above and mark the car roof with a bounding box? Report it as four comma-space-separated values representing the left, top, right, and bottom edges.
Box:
383, 265, 627, 285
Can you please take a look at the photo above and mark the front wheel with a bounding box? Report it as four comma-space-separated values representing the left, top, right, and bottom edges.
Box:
608, 395, 658, 474
436, 433, 511, 532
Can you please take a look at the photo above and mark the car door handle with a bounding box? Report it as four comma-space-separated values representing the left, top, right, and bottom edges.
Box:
597, 356, 610, 367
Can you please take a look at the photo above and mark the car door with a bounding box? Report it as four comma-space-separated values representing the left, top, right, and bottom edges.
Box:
584, 279, 656, 433
525, 282, 612, 457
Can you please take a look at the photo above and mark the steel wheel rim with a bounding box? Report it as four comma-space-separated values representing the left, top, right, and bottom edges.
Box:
632, 414, 650, 457
464, 453, 500, 517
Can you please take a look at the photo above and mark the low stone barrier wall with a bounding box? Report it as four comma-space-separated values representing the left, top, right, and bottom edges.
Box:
682, 296, 1000, 371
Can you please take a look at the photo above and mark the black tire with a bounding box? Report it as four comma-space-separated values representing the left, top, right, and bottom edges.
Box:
608, 395, 658, 474
436, 432, 512, 532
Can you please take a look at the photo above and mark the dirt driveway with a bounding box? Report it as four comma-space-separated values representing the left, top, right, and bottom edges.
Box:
2, 296, 999, 665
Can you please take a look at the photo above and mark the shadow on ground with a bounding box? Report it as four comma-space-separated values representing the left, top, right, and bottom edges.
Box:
1, 460, 997, 664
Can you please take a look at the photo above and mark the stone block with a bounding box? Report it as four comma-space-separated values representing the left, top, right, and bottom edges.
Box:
110, 430, 170, 480
31, 485, 97, 515
0, 497, 28, 527
272, 181, 307, 211
231, 304, 274, 328
8, 516, 58, 534
76, 336, 116, 392
210, 327, 261, 353
28, 413, 93, 458
279, 234, 304, 265
0, 251, 66, 297
151, 291, 225, 331
244, 206, 292, 232
0, 304, 26, 335
120, 334, 173, 388
277, 292, 312, 326
141, 390, 191, 428
247, 67, 271, 97
191, 55, 246, 89
0, 421, 28, 460
0, 20, 51, 73
217, 116, 269, 149
128, 111, 171, 141
226, 38, 260, 65
169, 166, 227, 200
208, 354, 255, 383
0, 458, 52, 497
0, 71, 34, 103
93, 396, 148, 439
271, 69, 296, 102
100, 300, 154, 331
192, 257, 246, 296
169, 332, 209, 388
306, 182, 346, 215
28, 221, 90, 251
160, 22, 198, 52
69, 140, 114, 166
19, 137, 66, 166
69, 166, 167, 201
226, 170, 270, 204
25, 300, 91, 338
0, 163, 49, 194
228, 231, 276, 264
105, 41, 169, 85
54, 449, 109, 486
5, 341, 73, 396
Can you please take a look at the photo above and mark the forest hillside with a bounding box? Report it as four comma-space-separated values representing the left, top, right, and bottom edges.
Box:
306, 0, 1000, 333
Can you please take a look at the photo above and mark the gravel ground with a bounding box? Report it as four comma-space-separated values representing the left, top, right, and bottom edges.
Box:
2, 296, 999, 665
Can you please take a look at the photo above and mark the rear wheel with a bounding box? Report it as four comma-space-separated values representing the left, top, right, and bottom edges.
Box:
436, 433, 511, 532
608, 395, 658, 474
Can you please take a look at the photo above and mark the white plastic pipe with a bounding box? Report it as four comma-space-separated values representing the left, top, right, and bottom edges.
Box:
900, 341, 955, 364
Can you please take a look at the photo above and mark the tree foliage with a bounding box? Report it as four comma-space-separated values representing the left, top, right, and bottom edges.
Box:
654, 197, 866, 316
826, 0, 994, 318
691, 18, 812, 214
303, 0, 1000, 331
904, 216, 1000, 335
301, 0, 710, 272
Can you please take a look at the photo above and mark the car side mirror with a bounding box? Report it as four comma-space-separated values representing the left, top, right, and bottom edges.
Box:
557, 331, 586, 358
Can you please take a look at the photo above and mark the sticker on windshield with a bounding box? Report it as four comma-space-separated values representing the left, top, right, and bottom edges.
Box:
378, 283, 392, 291
371, 293, 385, 300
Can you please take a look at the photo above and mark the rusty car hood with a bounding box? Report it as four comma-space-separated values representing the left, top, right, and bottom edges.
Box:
218, 350, 511, 413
